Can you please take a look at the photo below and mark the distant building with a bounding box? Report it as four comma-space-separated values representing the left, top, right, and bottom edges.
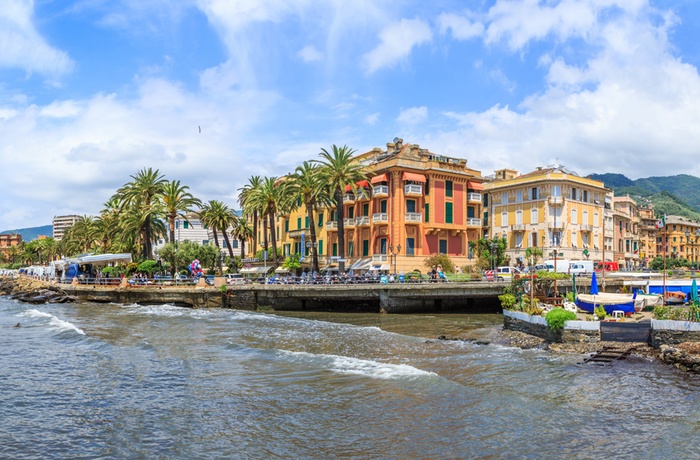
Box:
52, 215, 81, 240
0, 233, 22, 258
153, 212, 242, 257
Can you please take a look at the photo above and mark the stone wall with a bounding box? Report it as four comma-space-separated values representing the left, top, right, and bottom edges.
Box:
503, 310, 600, 343
222, 290, 257, 310
650, 320, 700, 348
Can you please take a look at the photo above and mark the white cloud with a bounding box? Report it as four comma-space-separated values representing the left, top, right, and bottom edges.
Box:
0, 0, 73, 76
397, 106, 428, 125
298, 45, 323, 62
437, 12, 484, 40
364, 112, 380, 125
362, 18, 432, 74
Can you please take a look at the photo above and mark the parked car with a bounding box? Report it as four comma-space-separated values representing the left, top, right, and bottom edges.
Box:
225, 274, 247, 285
496, 266, 520, 280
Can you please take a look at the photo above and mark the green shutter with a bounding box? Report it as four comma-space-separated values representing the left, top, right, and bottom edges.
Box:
446, 180, 453, 198
425, 203, 430, 223
446, 202, 453, 224
318, 240, 324, 255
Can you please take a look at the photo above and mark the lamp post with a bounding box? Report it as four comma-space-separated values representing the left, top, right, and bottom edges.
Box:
489, 241, 497, 272
388, 244, 401, 275
305, 240, 318, 273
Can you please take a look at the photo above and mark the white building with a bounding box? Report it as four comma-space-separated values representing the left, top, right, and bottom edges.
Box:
52, 215, 81, 240
153, 212, 242, 257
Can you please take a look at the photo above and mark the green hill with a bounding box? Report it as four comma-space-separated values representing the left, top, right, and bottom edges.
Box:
590, 174, 700, 220
0, 225, 53, 242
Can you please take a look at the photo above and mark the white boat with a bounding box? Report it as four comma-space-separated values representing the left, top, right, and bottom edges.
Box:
575, 293, 644, 316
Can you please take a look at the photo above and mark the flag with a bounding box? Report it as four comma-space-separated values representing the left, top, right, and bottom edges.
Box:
656, 215, 666, 229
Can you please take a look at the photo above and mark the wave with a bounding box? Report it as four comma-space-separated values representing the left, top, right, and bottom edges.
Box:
22, 309, 85, 335
117, 303, 214, 319
278, 350, 438, 380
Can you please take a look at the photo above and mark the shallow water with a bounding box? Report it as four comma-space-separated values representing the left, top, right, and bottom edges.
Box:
1, 297, 699, 459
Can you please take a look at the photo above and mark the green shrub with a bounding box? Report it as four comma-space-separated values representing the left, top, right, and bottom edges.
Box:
498, 293, 517, 310
653, 305, 669, 320
545, 308, 577, 333
594, 305, 606, 320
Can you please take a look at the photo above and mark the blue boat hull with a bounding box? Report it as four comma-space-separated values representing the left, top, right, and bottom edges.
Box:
575, 294, 636, 316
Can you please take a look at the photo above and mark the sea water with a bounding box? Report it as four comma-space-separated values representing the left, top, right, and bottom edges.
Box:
1, 297, 699, 459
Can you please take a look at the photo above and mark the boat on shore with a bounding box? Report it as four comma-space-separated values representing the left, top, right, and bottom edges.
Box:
575, 293, 641, 316
664, 291, 687, 305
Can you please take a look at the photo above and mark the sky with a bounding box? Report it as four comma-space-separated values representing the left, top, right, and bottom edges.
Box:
2, 0, 700, 230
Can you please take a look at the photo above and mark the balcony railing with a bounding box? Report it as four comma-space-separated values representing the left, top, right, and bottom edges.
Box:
466, 218, 482, 227
580, 224, 593, 232
343, 218, 356, 228
373, 185, 388, 196
372, 213, 389, 223
404, 184, 423, 196
548, 221, 564, 230
342, 193, 355, 203
356, 189, 371, 201
405, 212, 422, 222
467, 192, 482, 203
511, 224, 525, 232
326, 221, 338, 230
356, 216, 370, 226
372, 254, 388, 263
548, 196, 564, 205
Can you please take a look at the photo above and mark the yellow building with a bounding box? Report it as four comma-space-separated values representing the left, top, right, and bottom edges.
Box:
658, 215, 700, 265
265, 138, 486, 274
638, 204, 657, 265
484, 165, 609, 268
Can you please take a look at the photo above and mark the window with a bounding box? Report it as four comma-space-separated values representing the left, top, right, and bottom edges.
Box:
284, 220, 289, 232
516, 190, 523, 202
406, 238, 415, 255
332, 243, 338, 257
305, 216, 310, 228
232, 240, 238, 248
530, 187, 539, 200
317, 213, 323, 228
571, 208, 577, 224
467, 206, 475, 218
446, 202, 453, 224
175, 221, 179, 229
362, 203, 369, 216
347, 207, 354, 219
582, 233, 589, 246
582, 190, 588, 202
348, 241, 354, 257
203, 239, 209, 245
531, 208, 538, 224
593, 212, 599, 226
532, 233, 539, 247
297, 217, 302, 229
362, 240, 369, 256
483, 194, 489, 206
502, 192, 508, 204
425, 203, 430, 222
516, 210, 523, 225
571, 187, 578, 200
183, 221, 189, 229
406, 199, 416, 213
380, 200, 387, 213
439, 239, 447, 254
318, 240, 323, 255
380, 238, 387, 254
515, 233, 523, 248
501, 211, 508, 227
446, 180, 453, 198
582, 210, 588, 225
552, 185, 561, 197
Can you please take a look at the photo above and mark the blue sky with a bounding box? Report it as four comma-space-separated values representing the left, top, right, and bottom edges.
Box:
2, 0, 700, 230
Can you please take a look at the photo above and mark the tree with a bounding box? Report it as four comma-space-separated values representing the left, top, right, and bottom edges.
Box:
315, 145, 368, 273
247, 177, 290, 268
163, 180, 202, 245
200, 200, 237, 275
238, 175, 263, 258
231, 216, 253, 262
468, 237, 508, 270
287, 161, 331, 274
61, 215, 99, 255
115, 167, 168, 260
525, 246, 544, 268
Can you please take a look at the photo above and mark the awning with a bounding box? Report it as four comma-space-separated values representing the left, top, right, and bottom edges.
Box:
275, 267, 290, 274
240, 267, 271, 274
370, 173, 388, 184
345, 180, 371, 191
76, 253, 133, 266
467, 181, 485, 191
370, 264, 391, 271
349, 258, 372, 270
402, 172, 426, 182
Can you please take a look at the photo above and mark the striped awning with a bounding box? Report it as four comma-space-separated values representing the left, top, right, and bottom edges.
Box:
467, 181, 485, 191
370, 173, 388, 184
402, 172, 426, 182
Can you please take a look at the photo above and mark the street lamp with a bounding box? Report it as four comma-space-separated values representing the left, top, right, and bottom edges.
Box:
388, 244, 401, 275
489, 241, 497, 272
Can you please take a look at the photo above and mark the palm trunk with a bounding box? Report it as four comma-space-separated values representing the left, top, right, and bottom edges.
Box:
252, 210, 258, 257
213, 231, 223, 275
169, 215, 176, 244
306, 200, 319, 273
262, 216, 269, 257
222, 231, 235, 259
335, 188, 345, 273
269, 212, 279, 267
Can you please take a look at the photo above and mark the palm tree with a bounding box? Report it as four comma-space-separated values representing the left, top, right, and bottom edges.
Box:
288, 161, 332, 273
163, 180, 202, 244
247, 177, 290, 268
63, 215, 99, 255
315, 145, 368, 273
115, 168, 168, 260
200, 200, 237, 275
231, 216, 253, 262
238, 176, 263, 258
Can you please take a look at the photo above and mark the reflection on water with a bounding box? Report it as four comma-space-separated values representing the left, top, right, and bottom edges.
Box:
1, 298, 699, 459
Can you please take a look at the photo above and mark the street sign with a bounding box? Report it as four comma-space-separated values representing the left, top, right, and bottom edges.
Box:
262, 250, 268, 261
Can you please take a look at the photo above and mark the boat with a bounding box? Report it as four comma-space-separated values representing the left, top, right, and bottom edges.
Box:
664, 291, 687, 305
575, 293, 642, 316
635, 293, 663, 310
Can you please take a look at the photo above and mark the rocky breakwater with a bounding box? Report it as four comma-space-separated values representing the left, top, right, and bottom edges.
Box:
658, 343, 700, 373
0, 277, 76, 305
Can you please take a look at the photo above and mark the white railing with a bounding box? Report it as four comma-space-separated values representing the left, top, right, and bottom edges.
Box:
373, 185, 389, 196
372, 213, 389, 223
405, 212, 422, 222
467, 192, 482, 202
326, 221, 338, 230
404, 184, 423, 195
549, 196, 564, 205
466, 218, 482, 227
356, 189, 370, 200
580, 224, 593, 232
342, 193, 355, 203
355, 216, 370, 226
372, 254, 388, 262
343, 218, 356, 228
511, 224, 525, 231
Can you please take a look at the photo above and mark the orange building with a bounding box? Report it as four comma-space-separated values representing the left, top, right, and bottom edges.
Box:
0, 233, 22, 258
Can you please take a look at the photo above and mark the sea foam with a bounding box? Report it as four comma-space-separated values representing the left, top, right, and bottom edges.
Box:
23, 309, 85, 335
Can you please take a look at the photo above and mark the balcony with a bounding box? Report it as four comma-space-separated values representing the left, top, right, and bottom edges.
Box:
288, 228, 308, 239
372, 213, 389, 224
404, 184, 423, 196
343, 218, 356, 228
511, 224, 525, 232
372, 254, 388, 263
548, 196, 564, 205
580, 224, 593, 232
548, 221, 564, 230
373, 185, 389, 197
326, 221, 338, 231
467, 192, 482, 203
356, 188, 371, 201
404, 212, 422, 223
466, 218, 482, 227
356, 216, 370, 226
342, 193, 355, 203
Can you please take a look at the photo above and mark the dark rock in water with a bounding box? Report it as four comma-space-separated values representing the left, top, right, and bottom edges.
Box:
14, 323, 20, 328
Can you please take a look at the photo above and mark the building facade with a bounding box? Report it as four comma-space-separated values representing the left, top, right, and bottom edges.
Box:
52, 215, 81, 240
0, 233, 22, 259
484, 165, 609, 268
153, 212, 242, 257
267, 139, 486, 273
612, 195, 641, 269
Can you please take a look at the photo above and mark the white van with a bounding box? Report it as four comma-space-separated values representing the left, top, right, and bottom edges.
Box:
544, 259, 570, 273
496, 266, 520, 280
568, 260, 594, 275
